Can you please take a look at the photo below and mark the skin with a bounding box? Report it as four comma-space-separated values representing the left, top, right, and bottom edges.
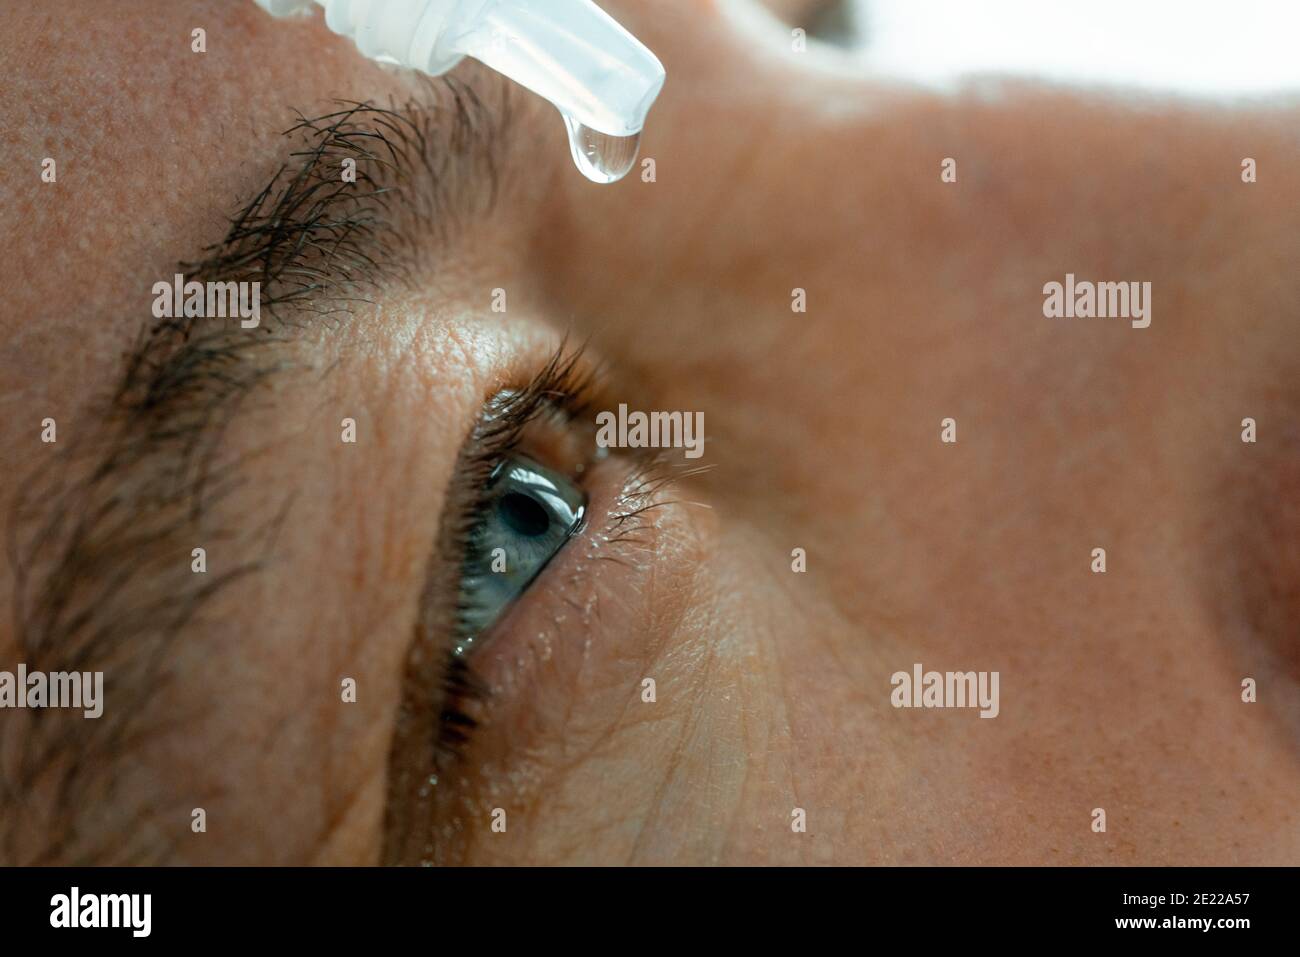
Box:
0, 0, 1297, 864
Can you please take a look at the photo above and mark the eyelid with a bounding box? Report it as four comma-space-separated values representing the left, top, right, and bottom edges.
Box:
383, 336, 717, 865
381, 345, 596, 863
452, 453, 587, 653
406, 446, 710, 866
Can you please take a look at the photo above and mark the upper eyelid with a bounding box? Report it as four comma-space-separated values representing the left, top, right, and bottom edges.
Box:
385, 351, 697, 863
382, 348, 594, 862
409, 345, 684, 755
415, 346, 596, 670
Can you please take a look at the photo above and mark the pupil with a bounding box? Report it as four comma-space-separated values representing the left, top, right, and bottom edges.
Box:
498, 491, 550, 538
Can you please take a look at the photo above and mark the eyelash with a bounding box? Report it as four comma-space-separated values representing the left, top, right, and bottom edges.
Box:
432, 346, 593, 760
429, 346, 692, 766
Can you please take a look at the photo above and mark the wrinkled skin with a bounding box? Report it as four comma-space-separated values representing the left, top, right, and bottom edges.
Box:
0, 0, 1297, 864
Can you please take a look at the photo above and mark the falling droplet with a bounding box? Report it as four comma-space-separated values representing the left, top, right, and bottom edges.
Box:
563, 115, 642, 184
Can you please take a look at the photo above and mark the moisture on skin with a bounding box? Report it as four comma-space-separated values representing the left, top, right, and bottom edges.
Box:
1, 0, 1298, 865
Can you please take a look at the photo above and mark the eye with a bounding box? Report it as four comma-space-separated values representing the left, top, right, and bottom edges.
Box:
452, 453, 586, 655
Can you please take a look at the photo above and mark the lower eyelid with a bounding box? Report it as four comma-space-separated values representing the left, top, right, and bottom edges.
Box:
422, 451, 712, 860
474, 452, 677, 691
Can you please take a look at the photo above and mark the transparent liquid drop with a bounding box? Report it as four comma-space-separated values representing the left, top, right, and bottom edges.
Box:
563, 115, 642, 184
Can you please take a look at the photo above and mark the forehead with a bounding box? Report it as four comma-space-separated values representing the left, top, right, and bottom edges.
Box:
0, 3, 422, 414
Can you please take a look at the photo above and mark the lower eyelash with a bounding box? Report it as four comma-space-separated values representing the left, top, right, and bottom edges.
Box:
432, 447, 698, 769
435, 654, 487, 753
602, 453, 712, 550
429, 345, 595, 766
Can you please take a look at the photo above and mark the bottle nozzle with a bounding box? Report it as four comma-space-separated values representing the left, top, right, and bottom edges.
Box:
254, 0, 666, 183
455, 0, 664, 139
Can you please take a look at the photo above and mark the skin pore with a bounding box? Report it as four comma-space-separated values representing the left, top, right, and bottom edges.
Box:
1, 0, 1297, 864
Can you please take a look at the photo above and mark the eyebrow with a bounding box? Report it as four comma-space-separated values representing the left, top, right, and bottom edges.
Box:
3, 79, 509, 864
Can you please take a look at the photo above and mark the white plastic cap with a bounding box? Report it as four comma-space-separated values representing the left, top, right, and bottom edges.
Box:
254, 0, 665, 137
460, 0, 664, 137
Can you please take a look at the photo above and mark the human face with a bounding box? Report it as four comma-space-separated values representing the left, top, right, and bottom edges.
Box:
1, 0, 1297, 865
